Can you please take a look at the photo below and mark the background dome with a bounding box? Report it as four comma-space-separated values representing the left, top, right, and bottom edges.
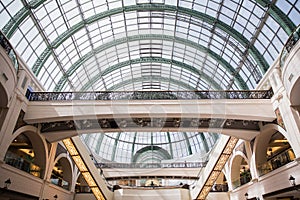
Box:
81, 132, 219, 163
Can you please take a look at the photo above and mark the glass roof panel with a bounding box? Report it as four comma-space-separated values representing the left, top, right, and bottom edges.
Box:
1, 0, 299, 164
82, 132, 219, 163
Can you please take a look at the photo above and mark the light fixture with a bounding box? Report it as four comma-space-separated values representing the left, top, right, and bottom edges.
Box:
4, 178, 11, 189
289, 175, 296, 186
245, 192, 249, 199
288, 175, 300, 192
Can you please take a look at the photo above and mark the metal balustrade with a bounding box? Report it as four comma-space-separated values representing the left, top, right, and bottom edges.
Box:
257, 148, 296, 177
26, 89, 274, 101
0, 31, 19, 72
280, 24, 300, 68
96, 161, 207, 169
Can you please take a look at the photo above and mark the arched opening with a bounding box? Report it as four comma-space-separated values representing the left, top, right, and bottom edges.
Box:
4, 132, 45, 178
211, 172, 228, 192
257, 131, 296, 176
50, 157, 73, 190
0, 83, 8, 108
231, 155, 251, 190
132, 145, 172, 168
75, 174, 91, 193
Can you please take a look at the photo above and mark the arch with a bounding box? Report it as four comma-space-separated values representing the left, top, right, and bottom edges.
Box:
253, 123, 296, 177
79, 57, 223, 91
28, 4, 269, 79
4, 125, 48, 178
75, 173, 90, 193
211, 171, 228, 192
87, 75, 215, 92
230, 153, 251, 190
54, 34, 249, 91
3, 0, 294, 40
51, 153, 74, 190
132, 145, 172, 163
0, 83, 9, 108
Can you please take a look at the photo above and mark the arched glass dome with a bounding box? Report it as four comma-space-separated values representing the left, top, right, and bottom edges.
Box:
81, 132, 219, 163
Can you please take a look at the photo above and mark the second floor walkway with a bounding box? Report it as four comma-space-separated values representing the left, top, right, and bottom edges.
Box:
23, 90, 275, 142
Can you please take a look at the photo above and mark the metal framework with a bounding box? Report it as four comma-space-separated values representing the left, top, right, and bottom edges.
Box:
54, 34, 249, 91
26, 89, 274, 101
2, 0, 298, 92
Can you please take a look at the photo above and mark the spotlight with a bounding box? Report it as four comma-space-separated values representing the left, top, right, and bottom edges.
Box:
4, 178, 11, 189
289, 175, 296, 186
245, 192, 248, 200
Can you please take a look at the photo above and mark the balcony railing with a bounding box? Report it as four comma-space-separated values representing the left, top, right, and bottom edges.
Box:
280, 25, 300, 67
50, 174, 70, 190
0, 31, 19, 72
257, 148, 295, 177
26, 89, 274, 101
231, 174, 252, 190
210, 183, 228, 192
96, 161, 207, 169
4, 151, 41, 178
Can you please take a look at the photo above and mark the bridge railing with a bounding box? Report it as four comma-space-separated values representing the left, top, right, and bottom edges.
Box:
96, 161, 207, 169
26, 89, 273, 101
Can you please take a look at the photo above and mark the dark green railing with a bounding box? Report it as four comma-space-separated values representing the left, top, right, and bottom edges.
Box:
232, 174, 252, 190
280, 25, 300, 67
96, 161, 207, 169
0, 30, 19, 72
4, 151, 41, 178
50, 174, 70, 190
26, 89, 273, 101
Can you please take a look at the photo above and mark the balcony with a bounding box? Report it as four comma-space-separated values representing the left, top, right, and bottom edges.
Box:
257, 148, 295, 177
280, 25, 300, 108
4, 150, 42, 178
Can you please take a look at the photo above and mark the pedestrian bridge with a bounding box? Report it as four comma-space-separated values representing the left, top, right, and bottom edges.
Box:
22, 90, 274, 200
24, 90, 275, 142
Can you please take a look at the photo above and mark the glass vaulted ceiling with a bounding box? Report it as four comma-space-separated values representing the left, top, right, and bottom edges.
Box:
81, 132, 219, 163
1, 0, 299, 163
1, 0, 299, 92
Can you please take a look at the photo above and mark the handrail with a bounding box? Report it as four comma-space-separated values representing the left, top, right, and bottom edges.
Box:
26, 89, 273, 101
257, 148, 295, 177
280, 24, 300, 68
96, 161, 207, 169
0, 30, 19, 72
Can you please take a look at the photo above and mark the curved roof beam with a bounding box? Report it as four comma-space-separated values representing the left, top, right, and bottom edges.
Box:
105, 76, 200, 91
2, 0, 47, 38
30, 4, 270, 77
79, 57, 223, 91
183, 132, 192, 155
3, 0, 295, 39
54, 34, 248, 91
111, 133, 121, 162
256, 0, 296, 35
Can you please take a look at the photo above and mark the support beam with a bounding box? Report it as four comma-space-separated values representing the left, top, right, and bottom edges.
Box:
54, 34, 248, 91
79, 57, 223, 91
28, 4, 269, 81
